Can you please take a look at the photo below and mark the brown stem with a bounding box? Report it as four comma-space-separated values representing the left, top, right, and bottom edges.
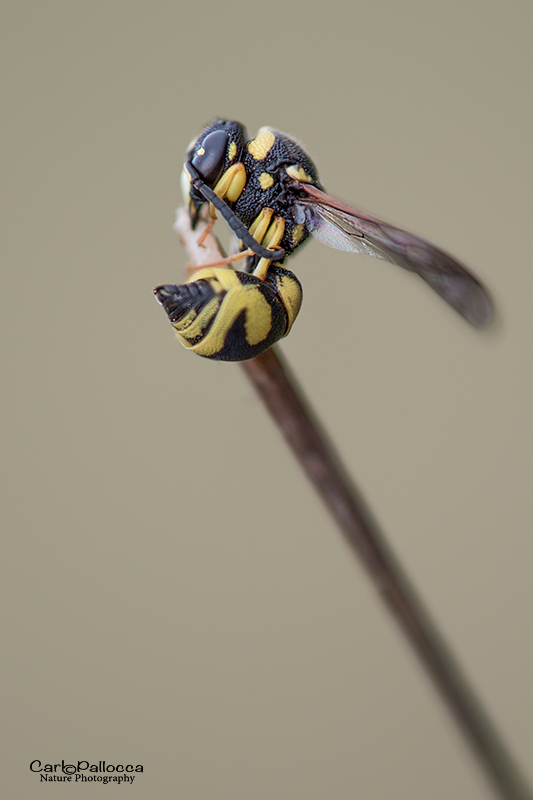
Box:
173, 206, 531, 800
242, 347, 531, 800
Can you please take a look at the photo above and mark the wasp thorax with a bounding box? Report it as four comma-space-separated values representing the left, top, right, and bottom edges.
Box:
154, 267, 302, 362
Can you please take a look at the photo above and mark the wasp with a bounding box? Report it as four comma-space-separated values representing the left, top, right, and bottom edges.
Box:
155, 120, 494, 361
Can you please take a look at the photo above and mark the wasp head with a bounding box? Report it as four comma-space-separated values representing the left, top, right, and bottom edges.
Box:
183, 120, 247, 226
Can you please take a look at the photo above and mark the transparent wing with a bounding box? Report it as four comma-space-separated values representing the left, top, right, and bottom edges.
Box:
296, 184, 494, 328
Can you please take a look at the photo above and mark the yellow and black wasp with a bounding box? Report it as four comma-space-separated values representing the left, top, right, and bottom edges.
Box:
155, 120, 494, 361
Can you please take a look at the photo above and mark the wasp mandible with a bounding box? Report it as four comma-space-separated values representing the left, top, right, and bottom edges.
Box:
155, 120, 494, 361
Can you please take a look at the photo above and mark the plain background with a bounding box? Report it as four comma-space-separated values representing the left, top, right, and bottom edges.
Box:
2, 1, 532, 797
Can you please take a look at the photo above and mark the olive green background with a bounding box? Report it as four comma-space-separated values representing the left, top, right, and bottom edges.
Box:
2, 1, 532, 797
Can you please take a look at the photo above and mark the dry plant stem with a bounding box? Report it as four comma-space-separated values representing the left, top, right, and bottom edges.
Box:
174, 206, 531, 800
243, 348, 530, 800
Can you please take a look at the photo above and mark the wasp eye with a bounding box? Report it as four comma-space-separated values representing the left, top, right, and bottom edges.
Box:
190, 129, 229, 186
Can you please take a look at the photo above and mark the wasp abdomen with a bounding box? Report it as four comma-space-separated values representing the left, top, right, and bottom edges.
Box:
154, 280, 215, 324
154, 266, 302, 362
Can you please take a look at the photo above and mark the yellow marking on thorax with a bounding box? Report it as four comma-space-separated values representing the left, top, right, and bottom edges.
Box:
227, 141, 237, 161
196, 146, 205, 156
285, 164, 313, 183
247, 128, 276, 161
258, 172, 274, 190
291, 223, 305, 246
214, 162, 246, 202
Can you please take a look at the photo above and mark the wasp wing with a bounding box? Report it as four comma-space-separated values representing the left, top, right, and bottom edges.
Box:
296, 184, 494, 328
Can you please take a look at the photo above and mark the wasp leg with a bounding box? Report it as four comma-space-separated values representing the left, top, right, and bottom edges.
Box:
186, 248, 255, 274
213, 163, 247, 203
249, 207, 274, 242
196, 203, 217, 247
252, 216, 286, 280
